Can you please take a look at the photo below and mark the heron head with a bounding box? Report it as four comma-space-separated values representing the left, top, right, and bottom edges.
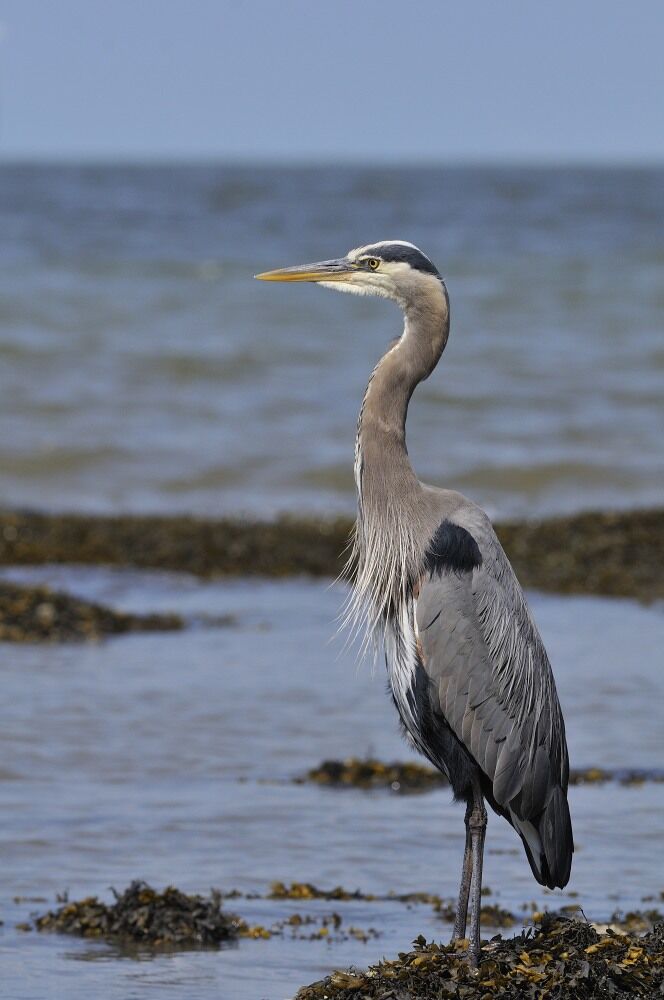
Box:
255, 240, 443, 307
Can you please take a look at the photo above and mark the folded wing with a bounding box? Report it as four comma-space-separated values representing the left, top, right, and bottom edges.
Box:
414, 512, 573, 889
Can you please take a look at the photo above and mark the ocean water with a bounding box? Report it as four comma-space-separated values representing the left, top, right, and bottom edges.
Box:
1, 166, 663, 999
1, 566, 663, 1000
0, 165, 662, 518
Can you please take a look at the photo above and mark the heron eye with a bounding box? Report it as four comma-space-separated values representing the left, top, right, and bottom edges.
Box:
367, 258, 380, 270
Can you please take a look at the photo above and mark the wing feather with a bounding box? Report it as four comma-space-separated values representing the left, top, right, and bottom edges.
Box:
414, 507, 573, 888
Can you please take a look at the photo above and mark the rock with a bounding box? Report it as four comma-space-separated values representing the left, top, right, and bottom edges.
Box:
34, 881, 238, 948
296, 916, 664, 998
0, 506, 660, 600
0, 581, 181, 642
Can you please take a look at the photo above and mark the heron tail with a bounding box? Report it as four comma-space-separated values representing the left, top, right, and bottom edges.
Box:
511, 786, 573, 890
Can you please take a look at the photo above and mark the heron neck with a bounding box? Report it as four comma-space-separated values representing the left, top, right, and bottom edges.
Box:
356, 283, 450, 503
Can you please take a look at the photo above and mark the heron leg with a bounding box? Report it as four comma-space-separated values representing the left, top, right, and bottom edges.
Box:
467, 785, 487, 967
452, 801, 473, 941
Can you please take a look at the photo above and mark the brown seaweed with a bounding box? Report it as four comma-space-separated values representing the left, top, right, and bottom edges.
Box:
296, 916, 664, 998
303, 757, 664, 793
0, 506, 661, 600
33, 881, 238, 948
0, 581, 182, 643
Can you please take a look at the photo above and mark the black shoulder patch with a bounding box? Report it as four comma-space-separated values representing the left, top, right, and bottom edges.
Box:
423, 520, 483, 577
365, 243, 440, 277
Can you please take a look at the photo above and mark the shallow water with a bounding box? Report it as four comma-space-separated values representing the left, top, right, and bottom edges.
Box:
2, 567, 663, 999
1, 165, 663, 519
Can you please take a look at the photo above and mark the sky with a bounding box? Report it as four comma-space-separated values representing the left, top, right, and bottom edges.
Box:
0, 0, 663, 163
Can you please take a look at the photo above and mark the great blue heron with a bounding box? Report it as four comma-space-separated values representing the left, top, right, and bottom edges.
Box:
256, 241, 573, 964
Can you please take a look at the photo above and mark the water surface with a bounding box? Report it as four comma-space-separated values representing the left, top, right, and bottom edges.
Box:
2, 567, 662, 999
0, 165, 662, 519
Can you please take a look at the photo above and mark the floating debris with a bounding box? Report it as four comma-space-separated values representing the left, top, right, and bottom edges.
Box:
303, 757, 664, 793
0, 506, 661, 599
268, 882, 443, 907
265, 883, 662, 936
269, 882, 374, 902
296, 917, 664, 998
237, 910, 381, 944
0, 581, 182, 643
34, 881, 239, 948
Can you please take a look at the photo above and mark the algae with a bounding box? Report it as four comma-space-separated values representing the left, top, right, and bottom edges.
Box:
296, 916, 664, 998
31, 881, 381, 949
33, 881, 238, 948
0, 506, 661, 600
0, 581, 182, 642
303, 757, 664, 794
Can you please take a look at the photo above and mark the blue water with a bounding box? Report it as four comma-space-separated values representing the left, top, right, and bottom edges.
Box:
1, 166, 663, 999
1, 566, 663, 999
0, 165, 662, 518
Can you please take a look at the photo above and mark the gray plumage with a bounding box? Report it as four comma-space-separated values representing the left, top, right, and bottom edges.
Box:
256, 239, 573, 964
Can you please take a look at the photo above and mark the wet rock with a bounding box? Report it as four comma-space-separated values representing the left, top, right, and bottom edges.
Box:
0, 510, 351, 579
496, 507, 663, 603
296, 917, 664, 998
0, 581, 182, 643
302, 757, 664, 793
0, 506, 661, 600
33, 881, 239, 948
302, 758, 447, 793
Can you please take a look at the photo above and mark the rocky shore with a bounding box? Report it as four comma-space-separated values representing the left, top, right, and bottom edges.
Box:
302, 757, 664, 793
0, 506, 661, 600
33, 881, 239, 948
0, 580, 181, 642
28, 881, 664, 995
296, 918, 664, 999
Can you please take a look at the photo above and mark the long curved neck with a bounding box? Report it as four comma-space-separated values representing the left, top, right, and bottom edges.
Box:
348, 279, 450, 633
356, 280, 450, 509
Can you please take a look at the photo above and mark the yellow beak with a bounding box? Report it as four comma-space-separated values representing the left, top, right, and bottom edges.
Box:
255, 258, 355, 282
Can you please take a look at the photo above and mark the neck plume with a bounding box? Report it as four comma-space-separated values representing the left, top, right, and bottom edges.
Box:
345, 278, 450, 645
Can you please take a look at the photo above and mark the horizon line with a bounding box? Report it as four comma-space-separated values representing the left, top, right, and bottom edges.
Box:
1, 153, 664, 170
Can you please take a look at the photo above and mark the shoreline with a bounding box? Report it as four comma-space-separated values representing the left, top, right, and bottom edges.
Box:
23, 880, 664, 996
0, 505, 660, 601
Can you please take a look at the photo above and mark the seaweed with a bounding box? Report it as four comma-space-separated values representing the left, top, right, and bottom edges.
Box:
31, 882, 382, 948
236, 911, 381, 943
302, 758, 447, 793
0, 581, 182, 643
0, 506, 661, 600
269, 882, 376, 902
296, 916, 664, 998
33, 881, 238, 948
302, 757, 664, 793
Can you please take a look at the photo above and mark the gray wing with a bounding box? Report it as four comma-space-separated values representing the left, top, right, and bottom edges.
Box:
414, 506, 573, 888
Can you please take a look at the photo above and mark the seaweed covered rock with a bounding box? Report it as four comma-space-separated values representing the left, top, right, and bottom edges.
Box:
303, 758, 447, 793
0, 581, 182, 642
34, 881, 238, 948
0, 510, 351, 579
297, 917, 664, 998
269, 882, 374, 902
302, 757, 664, 793
0, 506, 661, 600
